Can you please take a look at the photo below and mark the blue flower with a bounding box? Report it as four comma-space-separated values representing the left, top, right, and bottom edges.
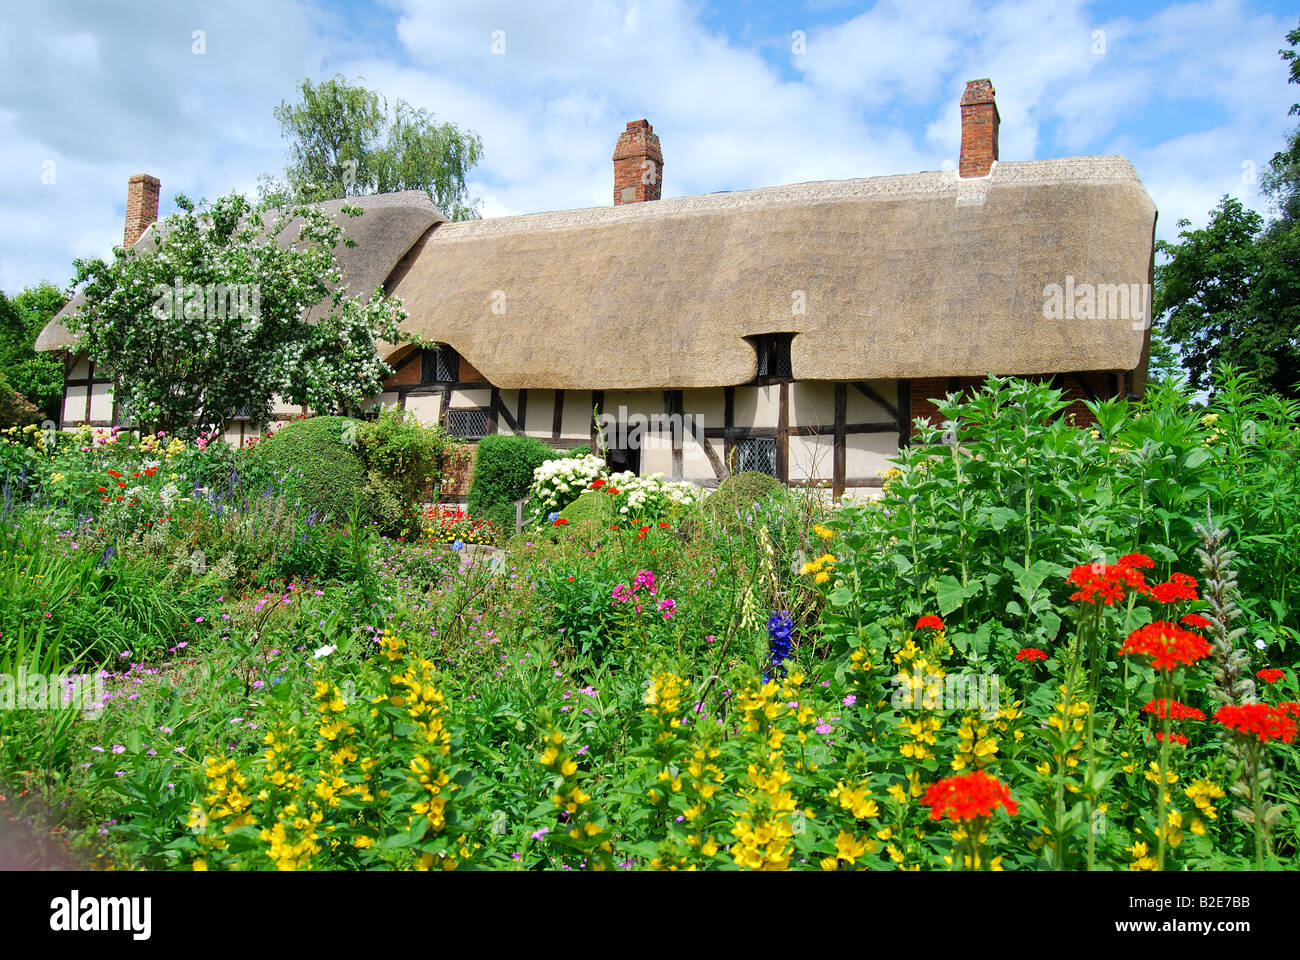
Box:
452, 539, 465, 551
548, 512, 559, 523
765, 611, 793, 681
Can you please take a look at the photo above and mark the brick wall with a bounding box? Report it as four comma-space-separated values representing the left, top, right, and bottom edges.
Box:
907, 372, 1112, 440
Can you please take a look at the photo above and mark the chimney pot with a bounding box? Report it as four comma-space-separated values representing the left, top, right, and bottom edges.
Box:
612, 119, 663, 204
124, 173, 161, 247
958, 79, 999, 178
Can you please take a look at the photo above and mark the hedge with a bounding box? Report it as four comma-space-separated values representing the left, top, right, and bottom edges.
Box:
466, 434, 564, 530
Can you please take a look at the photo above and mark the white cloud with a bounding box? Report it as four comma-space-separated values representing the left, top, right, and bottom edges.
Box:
0, 0, 1296, 293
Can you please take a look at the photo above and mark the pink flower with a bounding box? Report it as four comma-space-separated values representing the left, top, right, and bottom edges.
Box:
842, 694, 857, 706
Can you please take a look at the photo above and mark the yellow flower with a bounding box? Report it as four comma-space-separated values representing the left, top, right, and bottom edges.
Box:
835, 831, 868, 864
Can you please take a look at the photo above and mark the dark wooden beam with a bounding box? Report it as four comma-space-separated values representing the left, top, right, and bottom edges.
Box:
723, 386, 735, 474
83, 361, 93, 425
777, 382, 789, 482
516, 389, 528, 436
1071, 371, 1100, 405
850, 381, 899, 422
669, 390, 684, 479
703, 422, 896, 440
833, 383, 847, 500
551, 389, 565, 442
897, 378, 912, 448
489, 386, 505, 434
686, 411, 728, 480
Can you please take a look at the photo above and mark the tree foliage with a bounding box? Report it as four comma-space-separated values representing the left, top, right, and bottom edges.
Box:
271, 75, 483, 220
0, 282, 66, 423
65, 192, 408, 435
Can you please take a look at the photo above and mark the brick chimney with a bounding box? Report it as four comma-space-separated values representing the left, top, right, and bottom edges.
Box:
959, 79, 999, 178
612, 119, 663, 204
124, 173, 161, 247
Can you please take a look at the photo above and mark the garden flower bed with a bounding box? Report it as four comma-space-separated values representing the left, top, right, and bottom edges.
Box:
0, 373, 1296, 871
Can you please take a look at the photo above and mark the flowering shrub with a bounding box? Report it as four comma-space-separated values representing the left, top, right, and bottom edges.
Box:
529, 455, 607, 514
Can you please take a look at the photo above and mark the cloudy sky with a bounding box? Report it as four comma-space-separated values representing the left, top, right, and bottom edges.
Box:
0, 0, 1296, 294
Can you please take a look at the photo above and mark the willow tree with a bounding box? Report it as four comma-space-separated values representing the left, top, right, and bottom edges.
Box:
271, 75, 484, 220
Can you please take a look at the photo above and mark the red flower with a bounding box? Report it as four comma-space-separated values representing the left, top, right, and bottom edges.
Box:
658, 521, 671, 529
1015, 647, 1047, 662
1067, 562, 1149, 605
1142, 698, 1205, 721
1120, 621, 1211, 672
921, 770, 1018, 822
1179, 613, 1211, 629
552, 518, 569, 526
1155, 731, 1190, 746
1214, 703, 1297, 744
1118, 553, 1155, 570
915, 615, 945, 632
1256, 668, 1286, 685
1151, 575, 1198, 603
1277, 702, 1300, 719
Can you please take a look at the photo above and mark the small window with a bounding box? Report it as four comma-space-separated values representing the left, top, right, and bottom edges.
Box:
422, 346, 458, 384
737, 437, 778, 477
751, 334, 793, 381
446, 408, 489, 440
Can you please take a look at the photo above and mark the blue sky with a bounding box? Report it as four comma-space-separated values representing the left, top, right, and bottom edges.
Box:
1, 0, 1297, 294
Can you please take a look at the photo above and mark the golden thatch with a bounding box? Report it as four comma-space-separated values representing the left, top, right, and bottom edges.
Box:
385, 156, 1155, 390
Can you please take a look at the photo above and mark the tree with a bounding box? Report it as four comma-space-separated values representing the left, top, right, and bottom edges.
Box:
0, 282, 66, 423
1154, 197, 1298, 398
271, 75, 483, 220
64, 192, 409, 436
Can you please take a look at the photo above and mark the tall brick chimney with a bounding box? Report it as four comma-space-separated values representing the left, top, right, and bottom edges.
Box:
124, 173, 161, 247
959, 79, 999, 178
612, 119, 663, 204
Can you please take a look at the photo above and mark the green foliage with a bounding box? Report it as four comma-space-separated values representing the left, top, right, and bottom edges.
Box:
699, 470, 784, 523
0, 284, 66, 423
254, 416, 368, 524
1154, 196, 1299, 397
0, 373, 41, 428
357, 407, 445, 538
272, 74, 484, 220
66, 191, 408, 435
467, 434, 561, 527
558, 489, 616, 530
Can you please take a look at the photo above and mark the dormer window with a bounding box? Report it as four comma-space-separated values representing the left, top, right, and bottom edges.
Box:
750, 333, 794, 382
421, 346, 458, 384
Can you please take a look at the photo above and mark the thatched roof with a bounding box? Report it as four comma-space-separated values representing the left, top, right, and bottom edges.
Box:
385, 156, 1156, 390
35, 191, 444, 352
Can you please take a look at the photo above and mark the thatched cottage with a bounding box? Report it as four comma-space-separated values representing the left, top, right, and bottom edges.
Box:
38, 79, 1157, 498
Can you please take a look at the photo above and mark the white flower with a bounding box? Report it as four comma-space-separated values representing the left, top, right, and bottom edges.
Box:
313, 644, 337, 659
1255, 638, 1266, 651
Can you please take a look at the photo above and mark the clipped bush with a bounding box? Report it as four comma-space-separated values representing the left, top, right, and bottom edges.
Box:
252, 415, 367, 524
699, 470, 784, 523
558, 489, 616, 530
467, 434, 560, 526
